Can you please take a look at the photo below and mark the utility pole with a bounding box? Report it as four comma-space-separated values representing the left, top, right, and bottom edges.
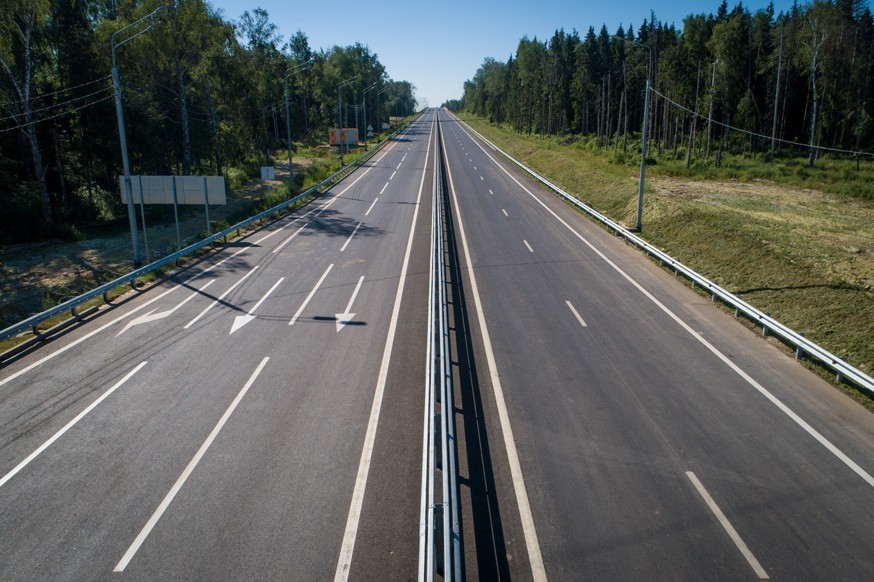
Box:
111, 5, 169, 267
337, 76, 356, 165
284, 59, 312, 193
706, 59, 718, 160
637, 44, 652, 232
771, 29, 783, 157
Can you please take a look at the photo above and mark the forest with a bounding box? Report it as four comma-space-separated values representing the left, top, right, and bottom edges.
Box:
448, 0, 874, 181
0, 0, 416, 245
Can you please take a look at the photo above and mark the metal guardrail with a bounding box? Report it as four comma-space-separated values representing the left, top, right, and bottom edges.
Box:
419, 112, 462, 581
0, 120, 417, 346
456, 115, 874, 397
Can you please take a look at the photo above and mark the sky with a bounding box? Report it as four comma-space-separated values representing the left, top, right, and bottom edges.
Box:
212, 0, 799, 108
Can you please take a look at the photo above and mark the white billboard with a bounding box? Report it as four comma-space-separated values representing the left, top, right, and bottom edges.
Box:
119, 175, 227, 205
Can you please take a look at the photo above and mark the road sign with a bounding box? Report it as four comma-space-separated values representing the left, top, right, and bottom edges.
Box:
260, 166, 275, 180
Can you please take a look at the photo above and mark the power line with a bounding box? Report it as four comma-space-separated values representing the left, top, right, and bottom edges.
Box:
0, 94, 114, 134
0, 84, 113, 122
651, 86, 874, 158
0, 75, 112, 108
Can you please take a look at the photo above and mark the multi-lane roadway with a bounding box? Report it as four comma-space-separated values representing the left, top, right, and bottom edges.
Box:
1, 107, 872, 580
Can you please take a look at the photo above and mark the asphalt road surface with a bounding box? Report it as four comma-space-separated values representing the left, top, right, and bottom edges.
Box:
0, 111, 436, 580
2, 107, 873, 581
438, 108, 874, 581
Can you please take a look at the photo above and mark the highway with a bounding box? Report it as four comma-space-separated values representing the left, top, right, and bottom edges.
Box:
0, 111, 436, 580
1, 106, 873, 581
437, 108, 874, 580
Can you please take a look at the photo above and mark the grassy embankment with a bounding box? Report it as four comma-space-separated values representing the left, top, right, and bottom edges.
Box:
457, 113, 874, 404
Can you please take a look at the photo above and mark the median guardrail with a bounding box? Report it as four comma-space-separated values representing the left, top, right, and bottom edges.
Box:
419, 112, 462, 581
455, 113, 874, 397
0, 117, 420, 348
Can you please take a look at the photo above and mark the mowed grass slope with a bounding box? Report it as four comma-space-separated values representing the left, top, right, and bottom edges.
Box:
457, 113, 874, 387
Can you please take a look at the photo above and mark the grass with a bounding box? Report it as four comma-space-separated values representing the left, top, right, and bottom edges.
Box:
457, 113, 874, 403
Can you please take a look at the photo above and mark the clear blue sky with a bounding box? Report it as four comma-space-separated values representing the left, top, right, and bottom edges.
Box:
211, 0, 798, 107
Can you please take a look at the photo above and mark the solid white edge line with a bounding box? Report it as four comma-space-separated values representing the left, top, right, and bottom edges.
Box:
340, 222, 363, 252
114, 356, 270, 572
441, 115, 548, 581
523, 240, 534, 253
686, 471, 769, 579
0, 361, 148, 489
333, 112, 434, 582
289, 263, 334, 326
184, 265, 260, 329
452, 113, 874, 490
565, 301, 588, 328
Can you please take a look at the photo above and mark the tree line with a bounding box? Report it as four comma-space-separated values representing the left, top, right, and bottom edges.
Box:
448, 0, 873, 172
0, 0, 416, 244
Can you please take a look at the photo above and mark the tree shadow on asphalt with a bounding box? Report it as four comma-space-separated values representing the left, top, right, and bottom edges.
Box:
443, 174, 512, 580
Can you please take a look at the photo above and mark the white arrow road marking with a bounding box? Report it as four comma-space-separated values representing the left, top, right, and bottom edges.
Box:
566, 300, 588, 327
336, 276, 364, 332
184, 265, 259, 329
0, 361, 148, 489
117, 280, 215, 336
230, 277, 284, 334
290, 264, 334, 326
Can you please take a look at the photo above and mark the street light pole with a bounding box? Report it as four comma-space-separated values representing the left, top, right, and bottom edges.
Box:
284, 59, 312, 194
377, 86, 389, 143
111, 5, 169, 266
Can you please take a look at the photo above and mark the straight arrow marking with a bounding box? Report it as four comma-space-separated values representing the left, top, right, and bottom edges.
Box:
336, 276, 364, 332
231, 277, 284, 334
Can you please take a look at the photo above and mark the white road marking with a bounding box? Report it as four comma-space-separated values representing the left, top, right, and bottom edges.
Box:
272, 223, 308, 254
289, 263, 334, 326
686, 472, 769, 579
489, 189, 494, 195
0, 362, 147, 489
230, 277, 284, 334
454, 113, 874, 490
480, 176, 484, 181
440, 123, 547, 581
523, 240, 534, 253
184, 265, 259, 329
114, 357, 270, 572
396, 162, 403, 170
0, 245, 251, 388
502, 208, 508, 216
379, 182, 389, 196
366, 197, 380, 215
255, 200, 331, 245
565, 301, 587, 327
117, 280, 214, 336
334, 114, 433, 582
390, 170, 397, 181
336, 276, 364, 332
474, 166, 477, 170
341, 222, 363, 252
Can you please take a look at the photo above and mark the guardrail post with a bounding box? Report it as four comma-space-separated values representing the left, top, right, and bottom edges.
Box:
103, 291, 110, 304
71, 306, 78, 318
